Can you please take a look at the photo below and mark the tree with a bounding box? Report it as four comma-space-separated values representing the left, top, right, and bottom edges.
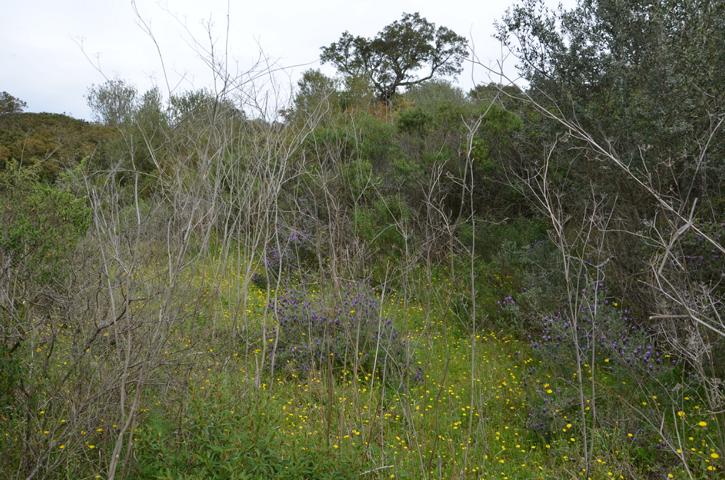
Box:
168, 88, 241, 126
0, 92, 27, 114
321, 12, 468, 103
497, 0, 724, 247
497, 0, 723, 171
86, 79, 137, 126
286, 69, 337, 120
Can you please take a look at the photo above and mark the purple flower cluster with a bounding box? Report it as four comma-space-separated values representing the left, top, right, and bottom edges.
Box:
270, 285, 413, 384
496, 295, 516, 307
529, 286, 667, 371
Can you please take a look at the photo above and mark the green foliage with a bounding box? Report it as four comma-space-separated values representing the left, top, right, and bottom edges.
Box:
0, 343, 22, 413
2, 6, 722, 477
285, 69, 338, 121
341, 159, 379, 204
0, 164, 90, 283
498, 0, 724, 206
389, 156, 425, 190
498, 0, 725, 319
86, 79, 137, 125
0, 112, 115, 180
354, 195, 411, 256
302, 111, 396, 173
0, 165, 89, 425
0, 91, 27, 114
459, 217, 548, 261
400, 81, 470, 136
336, 75, 377, 112
169, 88, 242, 126
355, 113, 397, 167
321, 13, 468, 102
134, 392, 360, 480
405, 80, 467, 111
473, 105, 522, 168
396, 107, 431, 135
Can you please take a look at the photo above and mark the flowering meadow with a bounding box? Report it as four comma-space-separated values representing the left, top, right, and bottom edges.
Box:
11, 262, 714, 479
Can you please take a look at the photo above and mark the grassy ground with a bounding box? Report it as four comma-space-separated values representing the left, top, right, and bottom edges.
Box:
121, 280, 719, 479
11, 260, 718, 479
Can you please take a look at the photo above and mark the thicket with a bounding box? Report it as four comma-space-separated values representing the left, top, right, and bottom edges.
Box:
0, 1, 722, 478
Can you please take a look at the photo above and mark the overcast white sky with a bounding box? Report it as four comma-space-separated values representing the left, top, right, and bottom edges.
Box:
1, 0, 570, 119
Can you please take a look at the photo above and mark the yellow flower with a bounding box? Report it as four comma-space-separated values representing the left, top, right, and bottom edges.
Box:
59, 444, 65, 450
676, 411, 685, 418
711, 452, 720, 459
698, 421, 708, 427
88, 444, 96, 449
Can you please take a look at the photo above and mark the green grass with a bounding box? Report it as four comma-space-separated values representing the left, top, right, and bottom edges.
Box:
4, 262, 720, 479
122, 281, 721, 479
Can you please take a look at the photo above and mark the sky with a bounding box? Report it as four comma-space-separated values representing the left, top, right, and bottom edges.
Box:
1, 0, 571, 120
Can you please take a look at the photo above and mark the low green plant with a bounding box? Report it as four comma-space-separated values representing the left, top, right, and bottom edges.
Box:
134, 390, 360, 480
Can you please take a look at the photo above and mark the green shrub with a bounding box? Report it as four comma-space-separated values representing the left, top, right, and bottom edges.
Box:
341, 159, 379, 204
354, 195, 411, 257
396, 107, 431, 135
0, 163, 90, 283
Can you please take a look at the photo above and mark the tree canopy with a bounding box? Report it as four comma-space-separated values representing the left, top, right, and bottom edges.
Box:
320, 12, 468, 103
86, 79, 137, 126
0, 92, 27, 114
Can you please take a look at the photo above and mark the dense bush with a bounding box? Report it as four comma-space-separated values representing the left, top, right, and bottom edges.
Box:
353, 195, 412, 258
529, 286, 669, 372
272, 285, 414, 385
1, 2, 722, 476
0, 164, 90, 283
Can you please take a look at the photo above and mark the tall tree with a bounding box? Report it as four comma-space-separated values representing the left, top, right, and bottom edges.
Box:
321, 12, 468, 103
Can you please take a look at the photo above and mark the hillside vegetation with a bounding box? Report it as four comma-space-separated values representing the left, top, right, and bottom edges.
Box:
0, 113, 115, 179
0, 1, 723, 479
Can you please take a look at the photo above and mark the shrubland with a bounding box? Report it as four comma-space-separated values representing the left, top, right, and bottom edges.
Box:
0, 2, 722, 478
